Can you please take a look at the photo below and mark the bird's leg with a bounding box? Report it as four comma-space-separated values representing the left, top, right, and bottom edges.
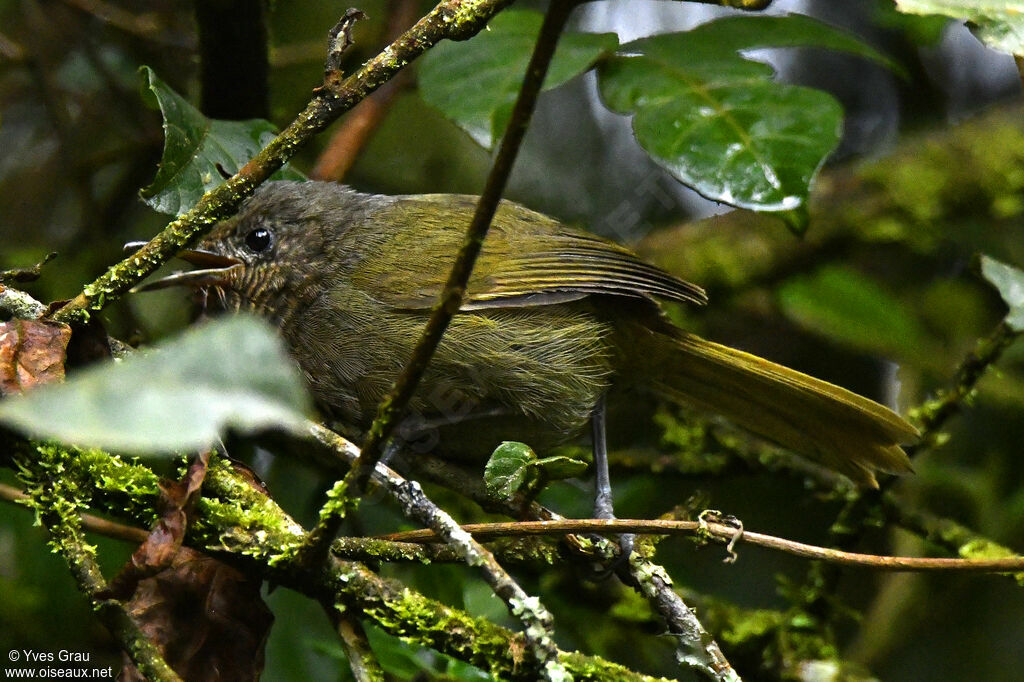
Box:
591, 394, 633, 558
591, 394, 613, 520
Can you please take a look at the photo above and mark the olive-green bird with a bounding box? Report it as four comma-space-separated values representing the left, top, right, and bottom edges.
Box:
144, 180, 917, 490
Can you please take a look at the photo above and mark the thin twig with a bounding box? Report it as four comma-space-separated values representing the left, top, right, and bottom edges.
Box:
311, 0, 420, 181
379, 518, 1024, 572
798, 315, 1023, 637
384, 442, 739, 680
910, 320, 1021, 452
303, 423, 740, 681
343, 0, 576, 493
397, 447, 740, 680
307, 425, 569, 680
2, 483, 465, 562
3, 437, 661, 681
0, 482, 149, 543
881, 493, 1024, 579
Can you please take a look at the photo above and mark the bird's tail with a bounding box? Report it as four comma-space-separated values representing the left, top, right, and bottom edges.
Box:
631, 327, 918, 487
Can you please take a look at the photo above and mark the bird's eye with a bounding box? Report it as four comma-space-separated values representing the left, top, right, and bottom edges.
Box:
244, 227, 273, 253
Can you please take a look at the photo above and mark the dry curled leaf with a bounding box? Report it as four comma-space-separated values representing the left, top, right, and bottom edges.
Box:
107, 452, 212, 599
112, 453, 273, 681
120, 547, 273, 682
0, 319, 71, 395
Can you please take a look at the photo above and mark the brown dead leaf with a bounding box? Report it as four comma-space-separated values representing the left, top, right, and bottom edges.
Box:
120, 547, 273, 682
107, 452, 212, 599
0, 319, 71, 395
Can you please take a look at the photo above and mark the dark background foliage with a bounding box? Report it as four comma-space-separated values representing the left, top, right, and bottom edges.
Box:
2, 0, 1023, 680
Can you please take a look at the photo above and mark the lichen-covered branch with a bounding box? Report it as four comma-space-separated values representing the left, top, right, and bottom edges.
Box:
331, 613, 385, 682
0, 285, 47, 319
305, 425, 569, 679
307, 424, 738, 679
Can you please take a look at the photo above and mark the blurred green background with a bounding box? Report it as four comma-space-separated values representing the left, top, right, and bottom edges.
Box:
2, 0, 1024, 680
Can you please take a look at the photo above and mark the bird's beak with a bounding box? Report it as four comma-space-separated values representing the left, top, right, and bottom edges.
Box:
125, 241, 243, 292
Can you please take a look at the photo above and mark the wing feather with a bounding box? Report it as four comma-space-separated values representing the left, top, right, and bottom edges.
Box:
351, 195, 707, 310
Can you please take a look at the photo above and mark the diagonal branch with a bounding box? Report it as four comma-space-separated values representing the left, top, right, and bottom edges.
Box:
49, 0, 514, 325
300, 2, 578, 676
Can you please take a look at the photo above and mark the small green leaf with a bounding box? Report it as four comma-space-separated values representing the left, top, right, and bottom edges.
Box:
598, 14, 899, 214
533, 454, 588, 481
418, 9, 618, 148
980, 255, 1024, 332
895, 0, 1024, 56
0, 316, 311, 453
484, 441, 538, 500
138, 66, 304, 216
778, 266, 927, 356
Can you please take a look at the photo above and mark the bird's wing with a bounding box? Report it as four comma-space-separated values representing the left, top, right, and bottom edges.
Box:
350, 194, 707, 311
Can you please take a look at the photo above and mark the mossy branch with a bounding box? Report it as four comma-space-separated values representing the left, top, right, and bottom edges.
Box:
12, 445, 180, 682
908, 320, 1021, 451
331, 614, 385, 682
2, 439, 663, 681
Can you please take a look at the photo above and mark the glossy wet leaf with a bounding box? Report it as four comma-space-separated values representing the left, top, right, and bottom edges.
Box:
418, 9, 618, 148
138, 66, 304, 216
598, 14, 898, 214
484, 440, 538, 500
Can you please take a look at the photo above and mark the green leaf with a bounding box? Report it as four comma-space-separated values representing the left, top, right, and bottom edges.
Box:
875, 2, 950, 46
138, 66, 304, 216
778, 266, 928, 356
0, 316, 311, 453
534, 454, 588, 481
483, 441, 538, 500
895, 0, 1024, 56
362, 623, 491, 681
598, 14, 898, 214
418, 9, 618, 148
980, 255, 1024, 332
